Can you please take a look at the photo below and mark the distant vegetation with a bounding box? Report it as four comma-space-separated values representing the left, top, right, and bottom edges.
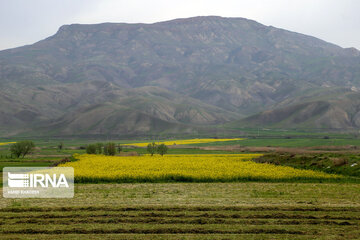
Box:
103, 143, 116, 156
85, 142, 120, 156
85, 144, 97, 154
145, 142, 168, 156
9, 141, 35, 158
146, 142, 157, 156
57, 142, 63, 151
95, 143, 103, 154
126, 138, 245, 147
253, 153, 360, 177
157, 143, 168, 156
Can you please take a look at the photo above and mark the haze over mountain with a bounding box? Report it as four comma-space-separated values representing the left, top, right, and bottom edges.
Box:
1, 16, 360, 137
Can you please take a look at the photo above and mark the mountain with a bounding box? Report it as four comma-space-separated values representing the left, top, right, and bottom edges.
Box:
232, 90, 360, 130
27, 86, 238, 137
0, 16, 360, 137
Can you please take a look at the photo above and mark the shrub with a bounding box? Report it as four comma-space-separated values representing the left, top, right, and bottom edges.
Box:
86, 144, 97, 154
147, 142, 157, 156
52, 157, 71, 167
58, 142, 63, 151
10, 141, 35, 158
157, 143, 168, 156
95, 143, 103, 154
104, 142, 116, 156
117, 144, 123, 153
331, 157, 348, 166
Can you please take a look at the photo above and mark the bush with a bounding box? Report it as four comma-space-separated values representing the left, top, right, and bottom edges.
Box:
10, 141, 35, 158
104, 142, 116, 156
95, 143, 103, 154
157, 143, 168, 156
117, 144, 123, 153
147, 142, 157, 156
86, 144, 97, 154
58, 142, 63, 151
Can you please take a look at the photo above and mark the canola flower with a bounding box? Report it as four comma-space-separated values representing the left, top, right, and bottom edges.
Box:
60, 154, 340, 183
123, 138, 245, 147
0, 142, 16, 146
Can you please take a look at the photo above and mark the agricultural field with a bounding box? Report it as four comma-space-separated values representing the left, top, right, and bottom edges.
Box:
123, 138, 245, 147
1, 183, 360, 239
0, 138, 359, 239
61, 154, 340, 183
0, 142, 16, 146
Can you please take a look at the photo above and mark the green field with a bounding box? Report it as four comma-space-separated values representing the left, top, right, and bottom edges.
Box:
0, 138, 359, 239
3, 135, 360, 148
189, 138, 360, 147
1, 183, 360, 239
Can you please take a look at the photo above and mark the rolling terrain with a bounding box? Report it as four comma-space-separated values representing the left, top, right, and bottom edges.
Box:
234, 90, 360, 130
1, 16, 360, 136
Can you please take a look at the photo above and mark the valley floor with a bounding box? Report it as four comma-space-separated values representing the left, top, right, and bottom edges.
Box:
0, 138, 359, 239
1, 182, 359, 239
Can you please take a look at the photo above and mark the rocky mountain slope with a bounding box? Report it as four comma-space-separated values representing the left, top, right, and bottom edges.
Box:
234, 90, 360, 130
0, 16, 360, 136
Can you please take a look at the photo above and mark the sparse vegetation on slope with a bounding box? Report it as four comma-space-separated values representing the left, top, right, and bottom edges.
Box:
1, 16, 360, 136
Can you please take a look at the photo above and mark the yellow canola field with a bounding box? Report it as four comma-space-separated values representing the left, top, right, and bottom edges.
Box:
0, 142, 16, 146
61, 154, 339, 182
123, 138, 244, 147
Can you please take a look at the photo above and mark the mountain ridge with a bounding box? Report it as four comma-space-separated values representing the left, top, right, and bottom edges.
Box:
0, 16, 360, 136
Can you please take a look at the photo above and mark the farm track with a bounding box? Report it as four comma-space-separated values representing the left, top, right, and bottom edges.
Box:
1, 206, 359, 239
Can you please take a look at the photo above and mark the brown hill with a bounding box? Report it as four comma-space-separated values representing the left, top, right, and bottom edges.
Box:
0, 16, 359, 136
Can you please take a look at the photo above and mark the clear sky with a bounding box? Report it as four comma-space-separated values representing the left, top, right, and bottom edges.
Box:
1, 0, 359, 50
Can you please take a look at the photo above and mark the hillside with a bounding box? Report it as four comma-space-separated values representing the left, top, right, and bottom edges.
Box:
235, 90, 360, 130
0, 16, 360, 136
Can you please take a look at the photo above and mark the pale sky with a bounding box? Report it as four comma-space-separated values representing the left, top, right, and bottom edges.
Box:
0, 0, 359, 50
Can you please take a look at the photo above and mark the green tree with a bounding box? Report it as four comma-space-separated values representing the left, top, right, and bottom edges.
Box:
86, 144, 97, 154
147, 142, 157, 156
117, 144, 123, 153
57, 142, 63, 151
157, 143, 168, 156
95, 143, 103, 154
104, 142, 116, 156
10, 141, 35, 158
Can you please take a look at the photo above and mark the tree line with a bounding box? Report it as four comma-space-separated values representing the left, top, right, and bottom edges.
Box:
6, 140, 169, 158
86, 142, 121, 156
86, 142, 168, 156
